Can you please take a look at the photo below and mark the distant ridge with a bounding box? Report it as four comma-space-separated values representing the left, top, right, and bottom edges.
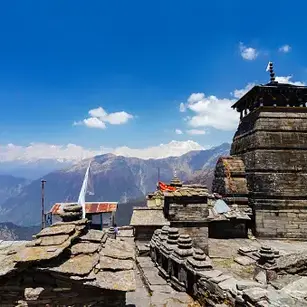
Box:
0, 143, 230, 226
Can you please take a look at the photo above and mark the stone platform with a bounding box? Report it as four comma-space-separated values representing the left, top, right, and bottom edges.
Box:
208, 238, 307, 306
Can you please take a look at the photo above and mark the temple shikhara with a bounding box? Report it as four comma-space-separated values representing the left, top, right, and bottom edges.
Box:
1, 63, 307, 306
213, 62, 307, 239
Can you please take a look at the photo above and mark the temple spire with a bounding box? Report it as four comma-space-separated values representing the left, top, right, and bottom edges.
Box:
266, 61, 277, 84
170, 169, 183, 187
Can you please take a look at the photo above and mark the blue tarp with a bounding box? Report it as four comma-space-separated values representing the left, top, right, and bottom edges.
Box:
213, 199, 230, 214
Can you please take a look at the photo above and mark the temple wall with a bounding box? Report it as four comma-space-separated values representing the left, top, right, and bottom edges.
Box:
255, 209, 307, 239
168, 203, 209, 220
171, 222, 209, 254
231, 107, 307, 239
211, 157, 249, 208
134, 226, 159, 241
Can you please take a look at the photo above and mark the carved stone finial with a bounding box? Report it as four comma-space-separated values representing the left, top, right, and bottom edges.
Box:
187, 248, 213, 271
173, 234, 193, 258
170, 170, 183, 187
267, 62, 277, 84
107, 226, 116, 239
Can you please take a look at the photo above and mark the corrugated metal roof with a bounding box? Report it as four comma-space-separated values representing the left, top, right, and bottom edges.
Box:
50, 202, 117, 215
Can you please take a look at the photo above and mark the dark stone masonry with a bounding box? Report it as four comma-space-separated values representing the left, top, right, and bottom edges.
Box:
213, 62, 307, 239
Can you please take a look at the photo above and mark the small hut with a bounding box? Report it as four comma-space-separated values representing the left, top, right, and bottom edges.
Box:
49, 202, 117, 230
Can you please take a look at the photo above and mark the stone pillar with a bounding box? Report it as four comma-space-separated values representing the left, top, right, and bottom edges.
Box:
169, 234, 193, 291
159, 228, 179, 280
156, 226, 169, 268
150, 229, 161, 263
107, 227, 116, 239
185, 248, 213, 296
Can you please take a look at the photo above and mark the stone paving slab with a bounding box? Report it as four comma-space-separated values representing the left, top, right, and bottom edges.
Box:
137, 256, 156, 268
143, 267, 168, 286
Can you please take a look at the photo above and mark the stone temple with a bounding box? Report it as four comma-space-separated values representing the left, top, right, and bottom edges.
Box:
212, 62, 307, 239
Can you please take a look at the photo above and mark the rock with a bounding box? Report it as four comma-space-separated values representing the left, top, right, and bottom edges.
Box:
270, 274, 301, 290
281, 276, 307, 300
211, 274, 232, 284
98, 256, 134, 271
237, 280, 267, 290
71, 242, 100, 255
255, 270, 267, 285
234, 256, 256, 266
256, 300, 269, 307
50, 253, 99, 276
198, 269, 223, 279
218, 277, 238, 296
238, 246, 258, 254
80, 230, 106, 243
36, 224, 76, 237
243, 287, 268, 303
24, 287, 44, 300
86, 269, 136, 292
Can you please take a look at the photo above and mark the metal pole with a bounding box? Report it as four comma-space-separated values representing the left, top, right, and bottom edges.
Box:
41, 179, 46, 229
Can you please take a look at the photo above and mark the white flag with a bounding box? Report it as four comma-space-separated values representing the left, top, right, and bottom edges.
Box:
266, 62, 272, 72
78, 160, 92, 219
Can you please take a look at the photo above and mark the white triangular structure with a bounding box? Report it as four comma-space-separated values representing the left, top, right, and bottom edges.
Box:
78, 160, 92, 219
266, 61, 272, 72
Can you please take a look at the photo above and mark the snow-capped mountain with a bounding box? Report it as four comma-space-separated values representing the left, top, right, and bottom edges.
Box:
0, 140, 206, 179
0, 143, 230, 226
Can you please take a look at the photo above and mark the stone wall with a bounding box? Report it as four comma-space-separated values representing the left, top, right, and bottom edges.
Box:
170, 222, 209, 255
134, 225, 159, 241
211, 157, 249, 208
230, 107, 307, 238
149, 227, 271, 306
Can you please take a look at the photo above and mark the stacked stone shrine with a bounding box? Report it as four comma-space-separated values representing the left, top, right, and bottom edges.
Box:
162, 175, 211, 254
155, 225, 169, 268
229, 62, 307, 239
159, 227, 179, 281
169, 234, 194, 291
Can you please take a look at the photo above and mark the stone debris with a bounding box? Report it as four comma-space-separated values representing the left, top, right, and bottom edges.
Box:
234, 255, 256, 266
0, 205, 136, 306
242, 287, 268, 303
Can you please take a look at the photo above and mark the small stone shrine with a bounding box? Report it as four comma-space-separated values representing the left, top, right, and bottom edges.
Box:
161, 175, 211, 254
213, 62, 307, 239
0, 204, 136, 306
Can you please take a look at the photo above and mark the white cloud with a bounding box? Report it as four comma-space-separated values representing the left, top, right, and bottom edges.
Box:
175, 129, 183, 135
279, 44, 291, 53
239, 42, 258, 60
75, 107, 134, 129
179, 102, 186, 112
83, 117, 106, 129
275, 76, 306, 86
178, 73, 306, 133
186, 129, 206, 135
182, 93, 239, 131
0, 140, 206, 162
0, 143, 105, 163
113, 140, 205, 159
232, 83, 255, 99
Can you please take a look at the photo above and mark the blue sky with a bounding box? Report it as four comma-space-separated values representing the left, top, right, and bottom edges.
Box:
0, 0, 306, 159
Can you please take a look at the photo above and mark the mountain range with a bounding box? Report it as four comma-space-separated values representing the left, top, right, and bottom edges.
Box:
0, 143, 230, 227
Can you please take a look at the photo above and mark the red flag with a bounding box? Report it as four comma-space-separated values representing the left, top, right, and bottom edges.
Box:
158, 181, 177, 191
